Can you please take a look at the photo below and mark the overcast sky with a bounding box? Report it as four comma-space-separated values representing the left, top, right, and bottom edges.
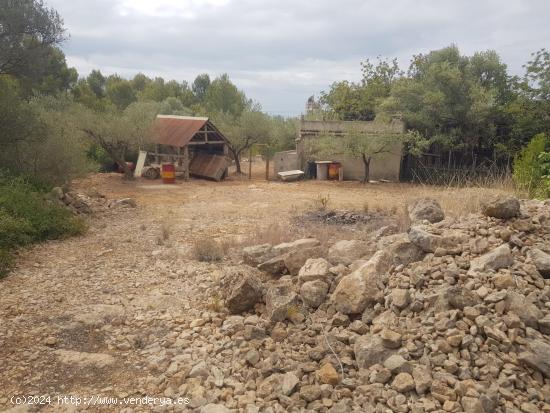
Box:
49, 0, 550, 116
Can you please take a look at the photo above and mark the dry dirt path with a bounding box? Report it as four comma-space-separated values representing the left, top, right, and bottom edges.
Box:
0, 174, 506, 412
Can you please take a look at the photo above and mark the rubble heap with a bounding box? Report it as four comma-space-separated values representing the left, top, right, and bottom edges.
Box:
214, 195, 550, 413
51, 186, 136, 214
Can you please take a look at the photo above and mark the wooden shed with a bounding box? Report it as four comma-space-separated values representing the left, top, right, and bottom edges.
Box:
150, 115, 230, 181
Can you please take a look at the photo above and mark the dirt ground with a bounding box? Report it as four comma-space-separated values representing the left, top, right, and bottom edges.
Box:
0, 164, 512, 412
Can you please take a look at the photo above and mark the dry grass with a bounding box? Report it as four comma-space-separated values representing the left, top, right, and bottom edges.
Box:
192, 236, 226, 262
207, 294, 225, 312
314, 194, 331, 211
244, 222, 296, 246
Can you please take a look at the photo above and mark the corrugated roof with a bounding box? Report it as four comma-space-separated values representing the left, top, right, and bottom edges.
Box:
154, 115, 209, 147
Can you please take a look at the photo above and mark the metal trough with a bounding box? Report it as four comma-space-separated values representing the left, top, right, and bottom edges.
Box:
277, 170, 304, 182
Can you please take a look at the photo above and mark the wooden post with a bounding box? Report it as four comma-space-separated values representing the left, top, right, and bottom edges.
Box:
248, 148, 253, 180
183, 146, 190, 181
265, 158, 269, 181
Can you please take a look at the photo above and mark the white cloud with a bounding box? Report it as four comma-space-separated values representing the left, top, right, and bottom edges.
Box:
49, 0, 550, 115
117, 0, 230, 18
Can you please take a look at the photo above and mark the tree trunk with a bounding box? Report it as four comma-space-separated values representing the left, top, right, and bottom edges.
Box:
362, 154, 371, 184
234, 154, 242, 174
228, 146, 242, 174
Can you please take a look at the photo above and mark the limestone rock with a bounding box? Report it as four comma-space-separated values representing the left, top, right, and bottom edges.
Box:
225, 274, 263, 314
331, 272, 369, 314
392, 288, 411, 310
257, 255, 287, 275
412, 365, 432, 395
328, 240, 370, 265
200, 404, 231, 413
387, 237, 425, 266
318, 363, 340, 385
242, 244, 274, 266
470, 244, 514, 272
529, 248, 550, 278
383, 354, 412, 374
519, 339, 550, 378
300, 384, 322, 402
408, 198, 445, 223
408, 226, 466, 254
300, 280, 329, 308
354, 334, 396, 369
380, 328, 402, 349
284, 246, 326, 275
273, 238, 320, 255
265, 283, 300, 321
481, 195, 520, 219
392, 372, 415, 393
281, 372, 299, 396
298, 258, 331, 283
505, 292, 543, 329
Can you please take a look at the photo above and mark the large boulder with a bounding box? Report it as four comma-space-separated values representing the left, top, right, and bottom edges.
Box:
481, 195, 520, 219
298, 258, 331, 283
272, 238, 320, 255
528, 248, 550, 278
434, 286, 481, 312
331, 249, 391, 315
300, 280, 329, 308
265, 283, 300, 321
354, 334, 397, 369
331, 272, 370, 314
225, 274, 263, 314
284, 246, 326, 275
505, 292, 543, 329
386, 236, 425, 266
242, 244, 274, 266
470, 244, 514, 272
408, 198, 445, 224
328, 239, 371, 265
257, 255, 287, 275
519, 339, 550, 378
408, 226, 466, 254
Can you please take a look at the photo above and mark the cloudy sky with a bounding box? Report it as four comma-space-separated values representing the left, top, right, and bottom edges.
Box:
49, 0, 550, 116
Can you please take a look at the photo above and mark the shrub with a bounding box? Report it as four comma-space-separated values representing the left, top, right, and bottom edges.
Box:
192, 237, 225, 262
513, 134, 550, 198
0, 176, 86, 276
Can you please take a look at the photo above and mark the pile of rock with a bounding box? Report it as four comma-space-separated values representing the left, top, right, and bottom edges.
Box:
208, 195, 550, 412
51, 186, 136, 214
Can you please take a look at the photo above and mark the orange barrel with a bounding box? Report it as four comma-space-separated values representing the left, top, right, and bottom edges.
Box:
161, 163, 176, 184
328, 162, 341, 180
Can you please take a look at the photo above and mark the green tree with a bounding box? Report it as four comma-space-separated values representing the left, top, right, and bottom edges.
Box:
513, 134, 550, 198
78, 101, 158, 179
203, 74, 247, 117
105, 75, 136, 110
214, 110, 271, 174
0, 0, 66, 76
87, 69, 106, 98
321, 57, 402, 121
381, 45, 510, 163
192, 73, 211, 101
0, 76, 46, 173
506, 49, 550, 151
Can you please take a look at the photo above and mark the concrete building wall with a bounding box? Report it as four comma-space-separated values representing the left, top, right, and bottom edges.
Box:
328, 142, 403, 181
297, 118, 404, 182
273, 150, 299, 174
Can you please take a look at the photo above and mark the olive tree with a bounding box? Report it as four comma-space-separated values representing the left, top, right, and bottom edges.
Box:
78, 101, 158, 179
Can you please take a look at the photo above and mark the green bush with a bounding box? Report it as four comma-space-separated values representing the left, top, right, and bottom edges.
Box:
0, 176, 86, 277
513, 134, 550, 198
